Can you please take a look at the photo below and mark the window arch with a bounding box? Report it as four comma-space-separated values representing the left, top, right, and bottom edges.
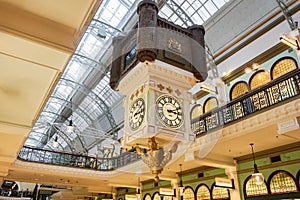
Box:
243, 175, 268, 198
191, 104, 203, 120
249, 70, 271, 90
183, 186, 195, 200
143, 193, 151, 200
230, 81, 249, 100
196, 184, 211, 200
271, 57, 298, 80
269, 170, 298, 194
204, 97, 218, 113
152, 192, 160, 200
211, 183, 229, 200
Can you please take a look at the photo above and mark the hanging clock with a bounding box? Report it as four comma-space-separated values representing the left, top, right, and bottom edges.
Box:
129, 98, 146, 131
156, 94, 183, 129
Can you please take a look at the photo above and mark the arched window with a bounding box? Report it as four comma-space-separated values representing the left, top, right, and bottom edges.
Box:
144, 193, 151, 200
230, 81, 249, 100
204, 97, 218, 113
269, 170, 298, 194
191, 104, 203, 119
196, 184, 210, 200
153, 192, 160, 200
183, 186, 195, 200
244, 175, 268, 197
211, 184, 229, 200
271, 57, 298, 80
249, 70, 270, 90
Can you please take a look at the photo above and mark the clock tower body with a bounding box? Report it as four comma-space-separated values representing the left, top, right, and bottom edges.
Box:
110, 0, 207, 149
118, 60, 197, 148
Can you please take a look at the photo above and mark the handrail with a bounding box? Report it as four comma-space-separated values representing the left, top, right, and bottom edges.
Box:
192, 69, 300, 137
18, 146, 141, 171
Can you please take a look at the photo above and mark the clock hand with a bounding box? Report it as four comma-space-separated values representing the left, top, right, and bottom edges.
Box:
167, 109, 178, 114
134, 108, 144, 117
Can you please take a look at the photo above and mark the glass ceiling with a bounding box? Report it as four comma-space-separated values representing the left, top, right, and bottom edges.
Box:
25, 0, 231, 154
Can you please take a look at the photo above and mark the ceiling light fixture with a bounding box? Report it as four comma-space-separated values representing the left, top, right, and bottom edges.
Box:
66, 119, 74, 133
280, 29, 300, 50
67, 98, 74, 133
250, 143, 264, 185
179, 164, 185, 196
136, 177, 141, 200
53, 136, 59, 148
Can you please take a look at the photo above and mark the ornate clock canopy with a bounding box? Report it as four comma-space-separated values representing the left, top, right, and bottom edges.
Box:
109, 0, 207, 180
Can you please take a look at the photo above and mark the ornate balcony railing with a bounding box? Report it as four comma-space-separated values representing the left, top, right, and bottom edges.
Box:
192, 69, 300, 137
18, 146, 141, 170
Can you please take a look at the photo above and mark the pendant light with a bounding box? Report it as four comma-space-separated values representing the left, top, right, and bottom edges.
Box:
179, 164, 185, 196
250, 143, 264, 185
67, 98, 74, 133
53, 136, 59, 148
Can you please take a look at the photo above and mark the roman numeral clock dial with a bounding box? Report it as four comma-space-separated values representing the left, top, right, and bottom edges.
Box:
156, 94, 183, 129
129, 98, 145, 131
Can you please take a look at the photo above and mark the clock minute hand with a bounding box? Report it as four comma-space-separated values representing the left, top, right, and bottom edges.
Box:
167, 109, 178, 114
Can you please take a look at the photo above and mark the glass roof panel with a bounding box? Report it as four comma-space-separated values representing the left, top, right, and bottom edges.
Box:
159, 0, 230, 26
26, 0, 231, 152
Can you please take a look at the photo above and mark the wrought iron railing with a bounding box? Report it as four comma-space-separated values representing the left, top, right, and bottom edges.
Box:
192, 69, 300, 137
18, 146, 141, 170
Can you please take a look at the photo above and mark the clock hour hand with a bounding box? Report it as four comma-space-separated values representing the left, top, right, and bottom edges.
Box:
167, 108, 178, 114
134, 108, 144, 117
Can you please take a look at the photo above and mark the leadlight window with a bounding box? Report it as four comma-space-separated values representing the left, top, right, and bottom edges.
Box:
245, 176, 268, 197
204, 97, 218, 113
191, 104, 203, 119
230, 81, 249, 100
144, 194, 151, 200
249, 70, 270, 90
163, 196, 172, 200
271, 57, 297, 80
212, 185, 229, 200
270, 171, 298, 194
183, 187, 195, 200
196, 184, 211, 200
153, 192, 160, 200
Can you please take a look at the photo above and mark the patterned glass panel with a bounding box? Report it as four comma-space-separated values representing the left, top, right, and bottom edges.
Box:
270, 171, 298, 194
191, 104, 203, 119
231, 82, 249, 100
144, 194, 151, 200
212, 186, 229, 199
163, 196, 172, 200
183, 187, 195, 200
204, 98, 218, 113
250, 71, 271, 90
245, 176, 268, 197
196, 185, 210, 200
153, 193, 160, 200
272, 58, 297, 79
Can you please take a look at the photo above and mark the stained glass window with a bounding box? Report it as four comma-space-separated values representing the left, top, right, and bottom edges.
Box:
212, 185, 229, 200
144, 194, 151, 200
183, 187, 195, 200
153, 192, 160, 200
249, 70, 271, 90
163, 196, 172, 200
270, 171, 298, 194
271, 58, 297, 80
204, 97, 218, 113
230, 81, 249, 100
245, 176, 268, 197
196, 184, 210, 200
191, 104, 203, 119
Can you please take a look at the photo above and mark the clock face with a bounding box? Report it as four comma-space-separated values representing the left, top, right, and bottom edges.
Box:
156, 95, 183, 129
129, 98, 145, 131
